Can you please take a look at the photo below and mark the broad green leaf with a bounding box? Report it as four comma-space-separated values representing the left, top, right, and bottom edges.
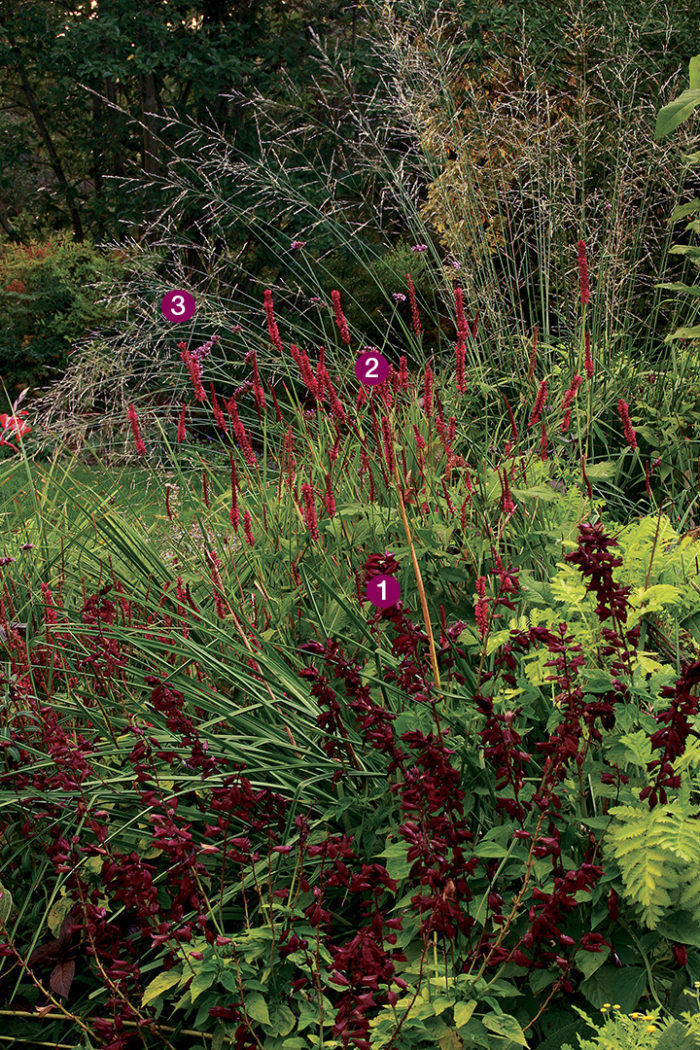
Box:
245, 992, 271, 1026
655, 86, 700, 139
141, 970, 182, 1006
0, 882, 12, 925
189, 969, 215, 1003
268, 1004, 296, 1036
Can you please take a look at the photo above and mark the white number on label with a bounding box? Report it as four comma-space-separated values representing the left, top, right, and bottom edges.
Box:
378, 579, 386, 600
171, 294, 186, 316
365, 357, 379, 379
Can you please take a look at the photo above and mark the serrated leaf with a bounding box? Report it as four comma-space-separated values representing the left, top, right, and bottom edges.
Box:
141, 970, 182, 1006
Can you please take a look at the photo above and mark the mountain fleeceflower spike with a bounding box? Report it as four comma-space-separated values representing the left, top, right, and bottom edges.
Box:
529, 379, 548, 427
127, 405, 146, 457
331, 289, 351, 346
577, 240, 591, 305
617, 399, 637, 450
263, 289, 283, 353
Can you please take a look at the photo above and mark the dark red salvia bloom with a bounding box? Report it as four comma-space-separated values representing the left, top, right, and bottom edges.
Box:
529, 380, 548, 427
607, 888, 619, 921
127, 405, 146, 457
640, 659, 700, 808
405, 273, 422, 338
423, 367, 434, 418
565, 522, 632, 627
617, 399, 637, 450
263, 288, 283, 353
577, 240, 591, 305
176, 403, 187, 444
209, 383, 228, 433
673, 943, 688, 967
527, 326, 538, 381
243, 510, 254, 547
454, 286, 468, 338
301, 482, 320, 540
331, 289, 351, 345
289, 344, 319, 399
584, 330, 594, 379
324, 473, 337, 517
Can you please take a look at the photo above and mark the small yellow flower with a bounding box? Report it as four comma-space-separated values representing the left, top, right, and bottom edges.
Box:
646, 1025, 658, 1033
630, 1012, 641, 1019
613, 1004, 621, 1010
602, 1002, 611, 1009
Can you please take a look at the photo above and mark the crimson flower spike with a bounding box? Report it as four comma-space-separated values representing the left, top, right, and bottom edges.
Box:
331, 289, 351, 345
127, 405, 146, 457
405, 273, 422, 338
263, 289, 283, 353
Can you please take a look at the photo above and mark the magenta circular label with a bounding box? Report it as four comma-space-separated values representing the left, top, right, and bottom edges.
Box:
161, 290, 196, 323
366, 574, 401, 608
355, 351, 389, 386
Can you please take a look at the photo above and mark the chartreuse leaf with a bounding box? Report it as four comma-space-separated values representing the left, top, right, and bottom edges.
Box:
453, 1000, 477, 1027
141, 970, 181, 1006
482, 1012, 529, 1046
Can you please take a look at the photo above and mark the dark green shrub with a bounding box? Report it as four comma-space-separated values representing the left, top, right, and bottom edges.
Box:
0, 234, 125, 398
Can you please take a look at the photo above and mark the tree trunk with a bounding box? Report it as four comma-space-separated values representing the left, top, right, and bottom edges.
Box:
17, 64, 84, 241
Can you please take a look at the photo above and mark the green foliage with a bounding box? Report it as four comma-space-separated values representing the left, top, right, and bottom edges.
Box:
655, 54, 700, 343
0, 234, 124, 395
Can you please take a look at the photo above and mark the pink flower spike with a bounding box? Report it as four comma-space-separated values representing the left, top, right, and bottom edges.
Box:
263, 289, 284, 353
617, 399, 637, 450
331, 289, 351, 345
127, 405, 146, 457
